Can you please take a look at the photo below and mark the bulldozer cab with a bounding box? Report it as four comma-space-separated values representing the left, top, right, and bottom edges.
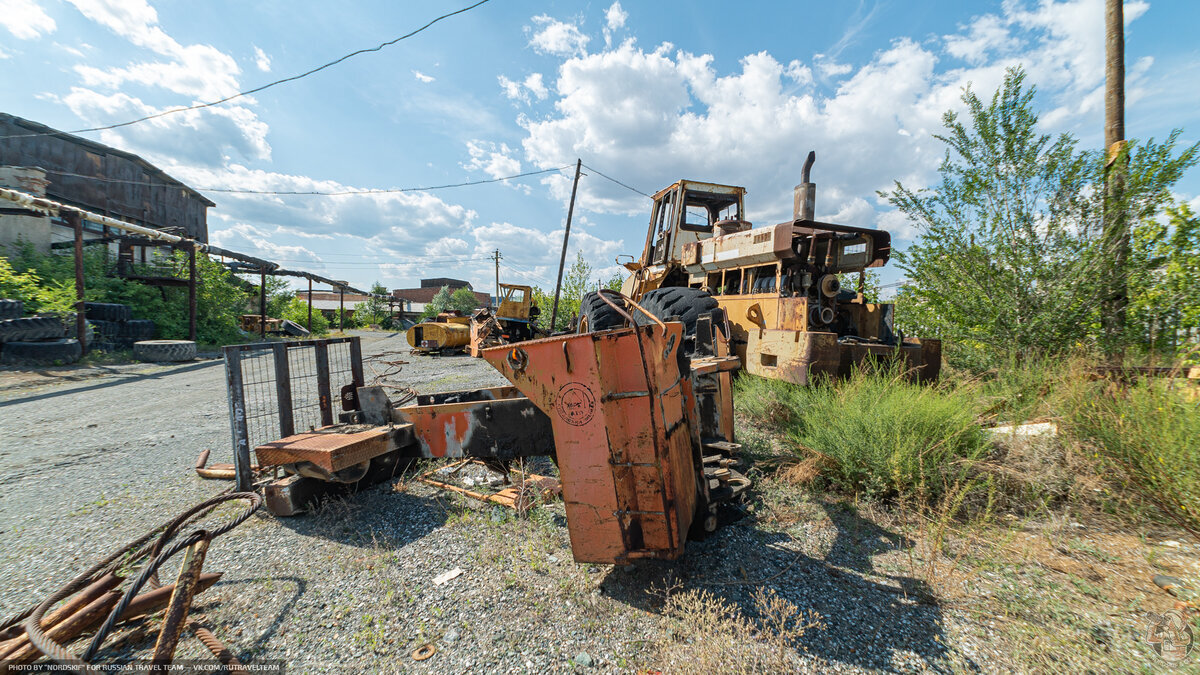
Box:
496, 283, 533, 321
642, 181, 746, 268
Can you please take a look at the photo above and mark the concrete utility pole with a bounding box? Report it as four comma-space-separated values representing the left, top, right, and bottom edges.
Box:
551, 159, 583, 332
1102, 0, 1128, 362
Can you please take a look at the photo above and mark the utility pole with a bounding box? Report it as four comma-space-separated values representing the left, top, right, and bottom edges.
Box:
1102, 0, 1127, 363
492, 249, 502, 307
551, 159, 583, 331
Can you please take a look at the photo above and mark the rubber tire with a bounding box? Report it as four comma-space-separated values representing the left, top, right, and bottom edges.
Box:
0, 299, 22, 321
63, 317, 95, 346
0, 316, 65, 343
89, 319, 120, 338
282, 319, 310, 337
631, 287, 719, 339
133, 339, 196, 362
84, 302, 132, 322
119, 319, 156, 339
0, 339, 82, 365
576, 292, 624, 333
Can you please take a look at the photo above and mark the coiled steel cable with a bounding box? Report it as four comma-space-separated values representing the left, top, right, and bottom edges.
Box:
21, 492, 261, 669
0, 486, 237, 634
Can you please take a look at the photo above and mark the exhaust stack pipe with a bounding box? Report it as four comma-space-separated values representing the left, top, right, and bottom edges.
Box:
793, 151, 816, 221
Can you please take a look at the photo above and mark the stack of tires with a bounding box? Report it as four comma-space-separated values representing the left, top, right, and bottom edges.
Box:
85, 302, 155, 351
0, 299, 83, 366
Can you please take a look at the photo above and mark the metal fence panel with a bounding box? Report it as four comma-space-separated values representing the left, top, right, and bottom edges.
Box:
222, 337, 362, 490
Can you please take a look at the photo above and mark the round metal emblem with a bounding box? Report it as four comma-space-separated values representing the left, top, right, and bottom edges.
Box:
554, 382, 597, 426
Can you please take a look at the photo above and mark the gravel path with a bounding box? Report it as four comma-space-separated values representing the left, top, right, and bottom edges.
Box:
0, 330, 978, 673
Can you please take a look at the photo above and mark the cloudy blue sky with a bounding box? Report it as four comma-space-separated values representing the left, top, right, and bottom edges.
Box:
1, 0, 1197, 293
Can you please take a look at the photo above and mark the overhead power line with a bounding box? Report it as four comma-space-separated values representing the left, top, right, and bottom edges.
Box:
202, 166, 570, 195
581, 163, 652, 199
0, 0, 492, 140
31, 165, 571, 197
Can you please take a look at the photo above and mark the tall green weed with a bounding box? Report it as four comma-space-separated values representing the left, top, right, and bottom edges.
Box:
736, 364, 986, 502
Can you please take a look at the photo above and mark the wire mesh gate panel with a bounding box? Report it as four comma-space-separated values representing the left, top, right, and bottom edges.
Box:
224, 337, 364, 490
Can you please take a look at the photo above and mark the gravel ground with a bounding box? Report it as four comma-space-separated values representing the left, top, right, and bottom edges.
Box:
0, 330, 987, 673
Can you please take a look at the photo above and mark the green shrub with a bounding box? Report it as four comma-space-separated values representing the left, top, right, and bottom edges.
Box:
1063, 375, 1200, 533
281, 297, 329, 334
5, 243, 247, 345
736, 364, 986, 502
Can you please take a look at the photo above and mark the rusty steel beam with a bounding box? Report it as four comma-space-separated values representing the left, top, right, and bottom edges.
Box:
152, 536, 210, 665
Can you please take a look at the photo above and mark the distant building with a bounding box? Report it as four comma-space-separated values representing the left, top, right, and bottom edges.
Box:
0, 113, 213, 257
295, 290, 373, 320
391, 278, 489, 320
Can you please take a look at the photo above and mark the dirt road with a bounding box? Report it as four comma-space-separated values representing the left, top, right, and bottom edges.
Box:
0, 331, 991, 673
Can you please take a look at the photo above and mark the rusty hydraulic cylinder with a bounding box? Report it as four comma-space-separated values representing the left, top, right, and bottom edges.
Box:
152, 536, 211, 665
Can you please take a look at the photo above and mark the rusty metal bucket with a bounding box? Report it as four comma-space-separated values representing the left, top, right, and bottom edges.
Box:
483, 322, 699, 564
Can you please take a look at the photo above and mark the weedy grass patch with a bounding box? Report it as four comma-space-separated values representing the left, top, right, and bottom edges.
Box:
736, 364, 987, 504
1062, 373, 1200, 536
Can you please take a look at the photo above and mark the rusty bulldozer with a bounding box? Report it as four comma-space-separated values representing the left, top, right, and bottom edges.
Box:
578, 152, 940, 385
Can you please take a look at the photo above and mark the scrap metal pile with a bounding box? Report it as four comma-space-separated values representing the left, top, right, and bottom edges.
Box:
228, 291, 747, 564
0, 493, 261, 671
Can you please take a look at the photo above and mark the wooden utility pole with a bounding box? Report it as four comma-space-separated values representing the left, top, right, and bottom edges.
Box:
493, 249, 502, 307
339, 287, 345, 332
1102, 0, 1128, 362
68, 212, 86, 352
307, 277, 313, 332
550, 159, 583, 331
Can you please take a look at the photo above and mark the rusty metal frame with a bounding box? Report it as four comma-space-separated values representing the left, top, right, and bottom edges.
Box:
223, 337, 364, 491
416, 460, 561, 510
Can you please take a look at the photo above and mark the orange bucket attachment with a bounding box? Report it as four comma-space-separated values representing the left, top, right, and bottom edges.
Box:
483, 322, 698, 564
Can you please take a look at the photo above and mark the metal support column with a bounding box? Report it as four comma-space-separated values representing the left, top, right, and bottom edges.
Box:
188, 243, 197, 341
272, 343, 294, 438
223, 347, 253, 492
68, 212, 86, 352
314, 341, 333, 426
339, 287, 345, 332
259, 269, 267, 339
307, 277, 313, 332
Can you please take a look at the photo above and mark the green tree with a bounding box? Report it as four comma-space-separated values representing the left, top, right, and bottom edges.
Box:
419, 286, 452, 320
450, 286, 480, 314
264, 276, 294, 318
281, 297, 329, 334
884, 66, 1198, 369
332, 306, 357, 330
352, 282, 392, 327
838, 270, 881, 303
1128, 204, 1200, 355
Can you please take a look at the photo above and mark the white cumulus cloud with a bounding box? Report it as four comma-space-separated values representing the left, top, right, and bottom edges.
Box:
253, 46, 271, 72
0, 0, 56, 39
528, 14, 589, 57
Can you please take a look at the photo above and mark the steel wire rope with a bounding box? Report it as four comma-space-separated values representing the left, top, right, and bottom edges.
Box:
21, 492, 262, 667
